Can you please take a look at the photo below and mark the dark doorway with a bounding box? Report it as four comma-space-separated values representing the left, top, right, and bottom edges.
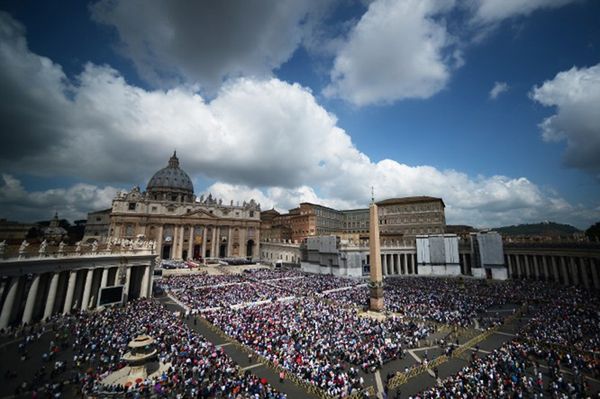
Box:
246, 240, 254, 258
162, 245, 171, 259
193, 245, 201, 260
219, 243, 227, 258
182, 250, 188, 260
485, 268, 492, 279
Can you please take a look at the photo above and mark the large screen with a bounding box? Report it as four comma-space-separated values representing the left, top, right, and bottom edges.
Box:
98, 286, 124, 306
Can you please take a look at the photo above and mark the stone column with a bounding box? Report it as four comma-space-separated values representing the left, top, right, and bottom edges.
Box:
22, 274, 41, 325
187, 226, 194, 260
382, 253, 388, 276
171, 226, 178, 259
514, 255, 521, 279
393, 254, 399, 274
402, 253, 407, 275
81, 269, 94, 310
63, 271, 77, 314
560, 257, 570, 286
112, 267, 119, 286
178, 226, 185, 259
541, 256, 550, 281
202, 226, 208, 259
140, 265, 150, 298
413, 253, 418, 274
0, 277, 19, 329
580, 258, 590, 289
216, 226, 221, 258
551, 256, 560, 283
100, 268, 109, 288
156, 225, 164, 258
523, 255, 531, 279
211, 226, 217, 258
0, 280, 6, 304
570, 257, 580, 286
43, 273, 60, 321
532, 255, 540, 280
368, 201, 383, 311
506, 254, 512, 278
123, 267, 132, 302
590, 258, 599, 290
254, 228, 260, 261
228, 226, 233, 257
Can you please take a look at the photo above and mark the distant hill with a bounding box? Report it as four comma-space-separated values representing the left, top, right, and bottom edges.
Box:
493, 222, 581, 237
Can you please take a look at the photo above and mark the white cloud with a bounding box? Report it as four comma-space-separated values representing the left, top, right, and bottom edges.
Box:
324, 0, 459, 106
489, 81, 509, 99
0, 11, 596, 228
0, 174, 119, 222
470, 0, 577, 24
90, 0, 333, 91
530, 63, 600, 178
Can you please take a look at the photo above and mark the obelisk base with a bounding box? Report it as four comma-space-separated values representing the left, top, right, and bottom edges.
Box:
369, 282, 384, 312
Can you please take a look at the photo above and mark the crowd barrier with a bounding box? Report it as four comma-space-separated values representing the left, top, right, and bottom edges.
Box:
197, 316, 374, 399
387, 302, 529, 391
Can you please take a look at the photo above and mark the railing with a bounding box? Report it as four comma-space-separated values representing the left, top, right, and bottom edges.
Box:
0, 241, 156, 261
387, 302, 528, 391
197, 316, 374, 399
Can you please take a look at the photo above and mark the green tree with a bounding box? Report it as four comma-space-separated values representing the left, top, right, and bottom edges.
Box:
585, 222, 600, 240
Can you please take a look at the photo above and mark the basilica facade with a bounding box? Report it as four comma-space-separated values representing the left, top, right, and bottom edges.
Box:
108, 152, 261, 261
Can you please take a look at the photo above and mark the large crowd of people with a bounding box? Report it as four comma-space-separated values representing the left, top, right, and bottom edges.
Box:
159, 273, 249, 290
4, 267, 600, 398
204, 297, 431, 397
74, 300, 287, 398
417, 340, 597, 398
322, 278, 508, 327
170, 282, 292, 309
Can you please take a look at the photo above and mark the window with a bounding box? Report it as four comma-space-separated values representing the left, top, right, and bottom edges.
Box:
128, 202, 136, 210
96, 217, 101, 222
152, 206, 157, 212
250, 211, 254, 217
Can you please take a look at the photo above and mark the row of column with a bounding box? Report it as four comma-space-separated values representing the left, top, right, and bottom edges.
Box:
160, 225, 257, 260
506, 254, 600, 290
381, 253, 418, 276
0, 264, 153, 329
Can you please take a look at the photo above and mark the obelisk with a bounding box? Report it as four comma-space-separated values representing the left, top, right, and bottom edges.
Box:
369, 190, 384, 311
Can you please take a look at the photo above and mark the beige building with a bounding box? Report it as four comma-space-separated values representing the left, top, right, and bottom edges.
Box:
108, 152, 261, 260
82, 209, 111, 243
377, 196, 446, 238
263, 196, 445, 243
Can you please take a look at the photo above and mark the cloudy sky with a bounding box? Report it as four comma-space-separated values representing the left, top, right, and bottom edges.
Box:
0, 0, 599, 228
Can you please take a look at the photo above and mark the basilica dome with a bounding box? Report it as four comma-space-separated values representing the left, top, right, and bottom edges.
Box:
146, 152, 194, 202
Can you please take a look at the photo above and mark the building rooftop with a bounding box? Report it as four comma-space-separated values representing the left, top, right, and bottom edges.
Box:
376, 196, 445, 207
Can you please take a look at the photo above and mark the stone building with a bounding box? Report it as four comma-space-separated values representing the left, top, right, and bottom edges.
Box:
108, 152, 261, 261
0, 242, 156, 329
0, 219, 34, 244
263, 196, 445, 243
376, 196, 446, 238
41, 213, 68, 243
82, 208, 111, 243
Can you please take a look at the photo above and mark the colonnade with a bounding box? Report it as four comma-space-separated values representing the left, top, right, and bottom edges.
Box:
156, 224, 259, 260
381, 252, 418, 276
0, 263, 154, 329
505, 253, 600, 290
